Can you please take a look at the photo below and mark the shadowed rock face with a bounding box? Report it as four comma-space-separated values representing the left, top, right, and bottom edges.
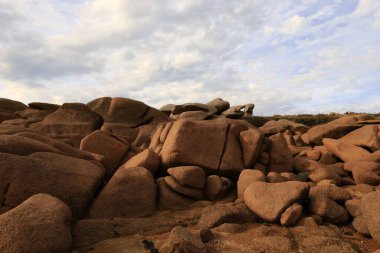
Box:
0, 152, 104, 220
0, 97, 380, 252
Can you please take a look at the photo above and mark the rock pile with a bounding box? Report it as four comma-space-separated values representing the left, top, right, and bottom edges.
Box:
0, 96, 379, 252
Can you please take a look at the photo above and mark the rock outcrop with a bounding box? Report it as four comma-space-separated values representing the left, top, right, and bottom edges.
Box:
0, 97, 380, 252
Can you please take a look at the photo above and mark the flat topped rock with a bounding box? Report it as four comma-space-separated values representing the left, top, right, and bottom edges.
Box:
323, 138, 371, 162
260, 119, 309, 134
308, 123, 360, 145
28, 102, 60, 111
339, 125, 380, 151
244, 181, 310, 222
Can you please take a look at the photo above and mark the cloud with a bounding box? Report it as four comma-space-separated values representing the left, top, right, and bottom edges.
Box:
0, 0, 379, 115
280, 15, 309, 35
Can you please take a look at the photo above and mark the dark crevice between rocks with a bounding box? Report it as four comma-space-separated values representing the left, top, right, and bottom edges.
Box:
216, 123, 231, 176
1, 183, 10, 209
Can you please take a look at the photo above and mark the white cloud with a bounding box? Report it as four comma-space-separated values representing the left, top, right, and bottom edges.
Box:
351, 0, 380, 18
280, 15, 309, 35
0, 0, 379, 115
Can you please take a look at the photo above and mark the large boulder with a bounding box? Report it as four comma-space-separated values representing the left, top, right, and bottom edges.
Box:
80, 130, 129, 177
0, 134, 64, 156
0, 152, 104, 219
330, 114, 375, 124
15, 107, 56, 127
30, 103, 103, 147
267, 133, 294, 173
361, 191, 380, 243
339, 125, 380, 151
239, 128, 265, 168
158, 119, 261, 177
0, 98, 27, 114
244, 181, 309, 222
15, 132, 94, 160
307, 123, 360, 145
0, 194, 72, 253
88, 166, 156, 218
92, 97, 169, 148
323, 138, 371, 162
344, 162, 380, 185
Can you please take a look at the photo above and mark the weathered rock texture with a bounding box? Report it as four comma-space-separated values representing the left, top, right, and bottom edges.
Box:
0, 97, 380, 252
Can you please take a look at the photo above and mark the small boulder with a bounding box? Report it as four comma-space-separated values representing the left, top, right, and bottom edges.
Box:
167, 166, 206, 189
345, 199, 362, 217
0, 194, 72, 253
165, 176, 203, 200
206, 98, 230, 114
123, 148, 160, 175
0, 152, 104, 220
244, 181, 309, 222
205, 175, 233, 200
352, 215, 370, 236
237, 169, 266, 200
266, 172, 286, 183
308, 196, 349, 224
280, 203, 303, 226
160, 226, 207, 253
222, 105, 245, 118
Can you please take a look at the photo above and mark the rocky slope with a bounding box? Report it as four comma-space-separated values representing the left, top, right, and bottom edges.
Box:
0, 97, 380, 253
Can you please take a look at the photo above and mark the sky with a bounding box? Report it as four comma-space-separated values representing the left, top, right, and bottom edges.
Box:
0, 0, 379, 115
